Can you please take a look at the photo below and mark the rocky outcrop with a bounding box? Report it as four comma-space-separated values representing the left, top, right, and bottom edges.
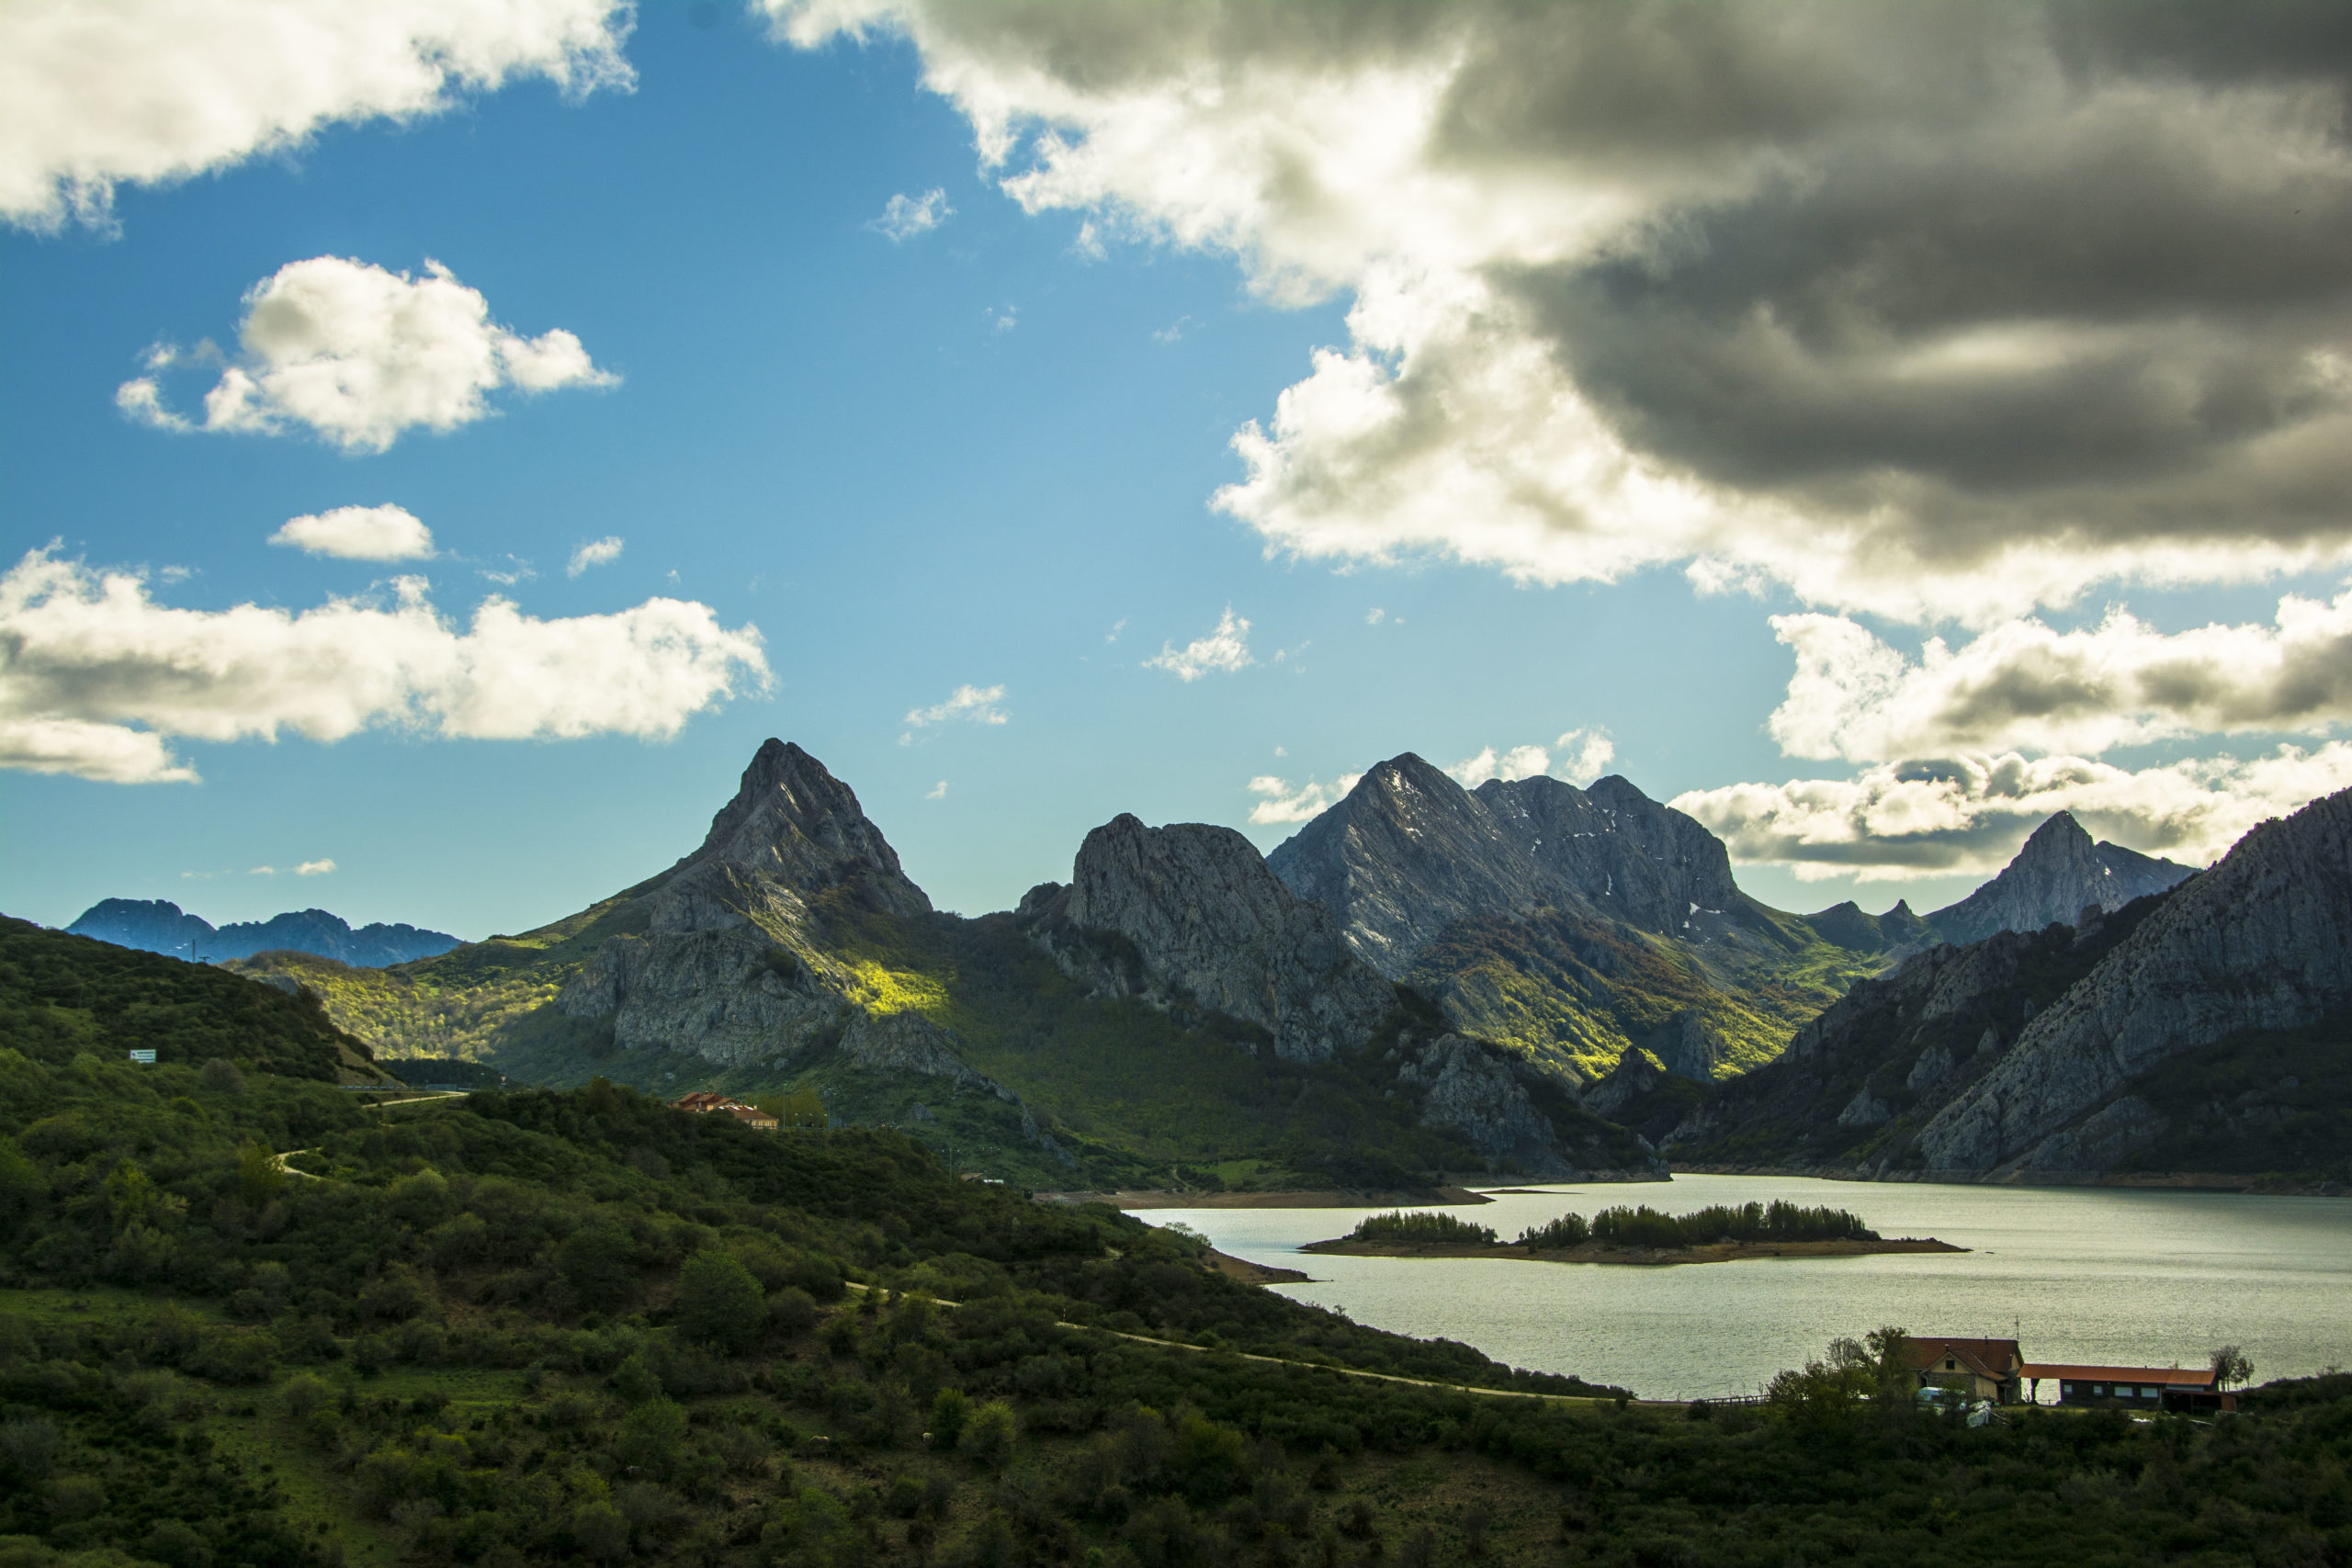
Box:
1396, 1033, 1661, 1178
1927, 812, 2197, 944
67, 898, 459, 967
1266, 754, 1746, 976
556, 740, 939, 1066
659, 739, 933, 920
1917, 789, 2352, 1174
1663, 908, 2156, 1168
1028, 814, 1397, 1063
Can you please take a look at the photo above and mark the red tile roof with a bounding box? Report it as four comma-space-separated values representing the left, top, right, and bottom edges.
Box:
2022, 1365, 2216, 1387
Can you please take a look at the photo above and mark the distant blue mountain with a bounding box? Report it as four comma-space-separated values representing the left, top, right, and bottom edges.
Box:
65, 898, 461, 967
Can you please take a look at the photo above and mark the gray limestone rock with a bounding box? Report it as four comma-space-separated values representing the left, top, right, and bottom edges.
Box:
1056, 814, 1396, 1063
1917, 787, 2352, 1174
1928, 812, 2197, 944
556, 740, 944, 1070
1265, 753, 1746, 976
1836, 1087, 1892, 1128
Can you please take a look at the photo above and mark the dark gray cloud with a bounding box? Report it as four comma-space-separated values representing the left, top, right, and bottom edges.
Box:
778, 0, 2352, 617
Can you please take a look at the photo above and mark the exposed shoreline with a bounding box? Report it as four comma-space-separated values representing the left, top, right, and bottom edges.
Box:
1297, 1236, 1967, 1268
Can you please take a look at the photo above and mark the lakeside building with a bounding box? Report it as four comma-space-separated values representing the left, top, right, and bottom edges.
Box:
672, 1090, 778, 1132
1905, 1337, 2025, 1404
2022, 1364, 2233, 1413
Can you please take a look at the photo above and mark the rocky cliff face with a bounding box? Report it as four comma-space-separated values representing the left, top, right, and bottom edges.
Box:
1267, 755, 1745, 976
1023, 814, 1397, 1064
1927, 812, 2198, 944
558, 740, 946, 1066
1662, 907, 2153, 1168
67, 898, 460, 967
1916, 788, 2352, 1175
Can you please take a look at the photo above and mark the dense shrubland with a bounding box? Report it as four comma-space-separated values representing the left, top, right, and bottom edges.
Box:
3, 930, 2350, 1568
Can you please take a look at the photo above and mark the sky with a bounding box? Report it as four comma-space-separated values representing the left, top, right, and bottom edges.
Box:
6, 1, 2352, 939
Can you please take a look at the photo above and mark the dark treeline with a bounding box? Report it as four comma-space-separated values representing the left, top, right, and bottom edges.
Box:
1519, 1201, 1877, 1250
1340, 1211, 1498, 1246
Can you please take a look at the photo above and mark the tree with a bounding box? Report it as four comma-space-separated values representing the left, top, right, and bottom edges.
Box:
236, 1140, 282, 1206
958, 1400, 1016, 1470
2211, 1345, 2256, 1390
676, 1249, 766, 1352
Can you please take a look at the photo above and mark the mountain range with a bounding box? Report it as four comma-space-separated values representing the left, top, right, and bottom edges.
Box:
64, 897, 460, 967
193, 735, 2274, 1190
1663, 791, 2351, 1189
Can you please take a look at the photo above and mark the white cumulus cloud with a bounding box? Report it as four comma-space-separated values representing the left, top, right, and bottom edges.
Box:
0, 545, 770, 784
1145, 606, 1253, 682
0, 0, 632, 231
1670, 746, 2352, 882
926, 780, 947, 799
295, 858, 336, 876
270, 504, 435, 561
568, 536, 625, 577
117, 256, 615, 453
1247, 772, 1363, 826
1768, 593, 2352, 764
870, 186, 953, 241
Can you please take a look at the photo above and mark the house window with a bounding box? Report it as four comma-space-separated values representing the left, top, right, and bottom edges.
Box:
2062, 1382, 2075, 1397
2090, 1384, 2105, 1395
2142, 1387, 2159, 1399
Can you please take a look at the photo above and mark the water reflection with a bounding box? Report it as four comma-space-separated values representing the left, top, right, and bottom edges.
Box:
1141, 1174, 2352, 1401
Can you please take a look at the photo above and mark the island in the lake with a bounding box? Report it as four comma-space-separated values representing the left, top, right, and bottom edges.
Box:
1299, 1201, 1967, 1269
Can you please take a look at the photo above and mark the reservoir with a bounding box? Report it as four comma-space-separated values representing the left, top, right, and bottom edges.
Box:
1140, 1174, 2352, 1401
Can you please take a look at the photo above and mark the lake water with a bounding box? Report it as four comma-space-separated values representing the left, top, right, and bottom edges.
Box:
1140, 1174, 2352, 1401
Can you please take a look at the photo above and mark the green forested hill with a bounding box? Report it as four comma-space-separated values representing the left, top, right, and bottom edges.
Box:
4, 1000, 2351, 1568
0, 917, 390, 1085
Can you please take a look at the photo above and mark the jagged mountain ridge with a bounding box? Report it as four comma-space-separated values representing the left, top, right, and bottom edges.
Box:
1924, 812, 2199, 944
1663, 788, 2352, 1185
240, 740, 1659, 1187
66, 897, 460, 968
1266, 755, 1893, 1083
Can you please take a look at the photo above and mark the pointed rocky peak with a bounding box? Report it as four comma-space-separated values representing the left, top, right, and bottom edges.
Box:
1270, 753, 1537, 976
1066, 814, 1395, 1062
675, 739, 931, 917
1928, 811, 2194, 945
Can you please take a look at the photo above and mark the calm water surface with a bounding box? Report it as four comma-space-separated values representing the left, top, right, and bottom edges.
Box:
1141, 1175, 2352, 1401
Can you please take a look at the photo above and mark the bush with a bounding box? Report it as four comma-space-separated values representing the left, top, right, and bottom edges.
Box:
767, 1288, 820, 1341
957, 1401, 1015, 1471
280, 1372, 334, 1419
676, 1250, 765, 1353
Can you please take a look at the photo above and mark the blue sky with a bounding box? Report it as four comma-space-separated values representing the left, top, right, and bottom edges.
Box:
6, 3, 2352, 937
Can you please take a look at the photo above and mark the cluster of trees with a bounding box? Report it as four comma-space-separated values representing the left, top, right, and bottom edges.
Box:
1518, 1201, 1876, 1250
1341, 1211, 1498, 1246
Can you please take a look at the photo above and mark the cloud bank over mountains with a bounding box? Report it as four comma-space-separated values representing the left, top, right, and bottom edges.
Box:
0, 547, 770, 784
768, 0, 2352, 881
0, 0, 633, 231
